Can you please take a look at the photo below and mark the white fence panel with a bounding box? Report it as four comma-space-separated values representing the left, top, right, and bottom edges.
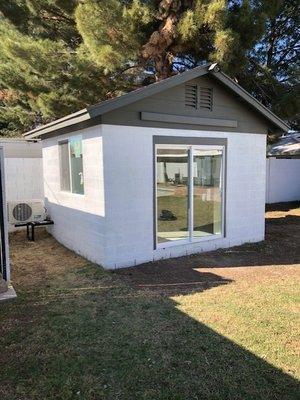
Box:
4, 158, 44, 202
266, 158, 300, 203
4, 158, 44, 232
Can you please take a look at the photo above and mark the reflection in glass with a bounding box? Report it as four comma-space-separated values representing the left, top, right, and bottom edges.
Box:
156, 148, 189, 243
59, 141, 71, 191
193, 149, 222, 237
69, 136, 84, 194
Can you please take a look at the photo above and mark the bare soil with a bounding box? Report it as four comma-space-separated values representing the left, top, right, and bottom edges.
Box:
116, 201, 300, 291
8, 201, 299, 294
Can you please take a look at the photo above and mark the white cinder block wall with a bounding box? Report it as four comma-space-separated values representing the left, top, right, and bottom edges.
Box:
42, 126, 106, 265
42, 124, 266, 269
102, 125, 267, 268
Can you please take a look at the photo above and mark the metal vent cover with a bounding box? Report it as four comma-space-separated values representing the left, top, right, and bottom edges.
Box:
199, 87, 213, 110
12, 203, 32, 222
185, 84, 198, 108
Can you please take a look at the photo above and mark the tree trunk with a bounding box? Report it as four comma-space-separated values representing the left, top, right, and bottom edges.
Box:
141, 0, 193, 80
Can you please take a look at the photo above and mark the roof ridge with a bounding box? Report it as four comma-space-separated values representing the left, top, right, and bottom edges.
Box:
23, 63, 289, 138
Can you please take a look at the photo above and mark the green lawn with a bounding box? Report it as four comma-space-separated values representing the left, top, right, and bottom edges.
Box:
0, 205, 299, 400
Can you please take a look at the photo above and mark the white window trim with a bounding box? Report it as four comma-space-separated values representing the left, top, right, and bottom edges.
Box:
155, 143, 225, 249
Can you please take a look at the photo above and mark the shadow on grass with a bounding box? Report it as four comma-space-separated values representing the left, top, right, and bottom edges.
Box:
1, 203, 299, 399
116, 261, 233, 295
0, 263, 299, 400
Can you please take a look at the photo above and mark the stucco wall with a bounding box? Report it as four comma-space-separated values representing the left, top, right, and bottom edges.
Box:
42, 125, 106, 265
266, 158, 300, 203
101, 125, 267, 268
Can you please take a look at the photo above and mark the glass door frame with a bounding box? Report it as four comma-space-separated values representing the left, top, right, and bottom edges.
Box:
0, 147, 9, 281
154, 143, 226, 249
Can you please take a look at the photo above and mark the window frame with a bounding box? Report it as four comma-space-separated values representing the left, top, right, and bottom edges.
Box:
58, 135, 84, 196
153, 138, 226, 250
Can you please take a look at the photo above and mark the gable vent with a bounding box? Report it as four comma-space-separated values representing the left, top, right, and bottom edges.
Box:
199, 87, 213, 110
185, 84, 198, 109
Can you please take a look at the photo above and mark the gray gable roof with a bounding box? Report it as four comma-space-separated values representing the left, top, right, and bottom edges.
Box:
24, 63, 289, 139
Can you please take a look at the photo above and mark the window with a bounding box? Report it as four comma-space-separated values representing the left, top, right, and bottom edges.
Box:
156, 148, 189, 243
59, 136, 84, 194
156, 144, 224, 245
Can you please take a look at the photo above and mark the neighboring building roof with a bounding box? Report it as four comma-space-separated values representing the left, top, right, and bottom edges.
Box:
23, 63, 289, 139
268, 132, 300, 157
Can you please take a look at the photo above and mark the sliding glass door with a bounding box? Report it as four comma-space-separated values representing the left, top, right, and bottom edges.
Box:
156, 148, 189, 243
156, 144, 224, 246
193, 149, 223, 237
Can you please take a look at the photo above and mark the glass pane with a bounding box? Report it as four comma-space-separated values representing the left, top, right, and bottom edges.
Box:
193, 149, 222, 237
70, 136, 84, 194
59, 141, 70, 191
156, 148, 189, 243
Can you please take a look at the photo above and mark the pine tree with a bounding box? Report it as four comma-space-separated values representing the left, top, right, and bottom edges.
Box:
0, 1, 129, 136
75, 0, 238, 79
226, 0, 299, 129
0, 0, 299, 136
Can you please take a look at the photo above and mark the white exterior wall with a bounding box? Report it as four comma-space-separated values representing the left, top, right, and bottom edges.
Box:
5, 158, 43, 202
42, 124, 266, 269
266, 158, 300, 203
42, 126, 106, 265
0, 140, 44, 232
102, 125, 267, 268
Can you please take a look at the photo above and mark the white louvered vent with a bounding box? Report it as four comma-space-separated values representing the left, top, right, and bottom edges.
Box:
199, 87, 213, 110
185, 84, 198, 109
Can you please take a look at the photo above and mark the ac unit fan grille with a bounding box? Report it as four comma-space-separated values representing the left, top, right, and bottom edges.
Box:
13, 203, 32, 222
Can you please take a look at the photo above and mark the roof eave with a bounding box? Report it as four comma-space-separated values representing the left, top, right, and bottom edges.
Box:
210, 71, 290, 133
88, 64, 211, 118
23, 64, 212, 138
24, 108, 90, 139
23, 62, 289, 138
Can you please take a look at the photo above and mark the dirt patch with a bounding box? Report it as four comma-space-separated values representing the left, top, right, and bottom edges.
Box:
8, 202, 300, 295
9, 229, 88, 292
265, 201, 300, 212
116, 202, 300, 292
